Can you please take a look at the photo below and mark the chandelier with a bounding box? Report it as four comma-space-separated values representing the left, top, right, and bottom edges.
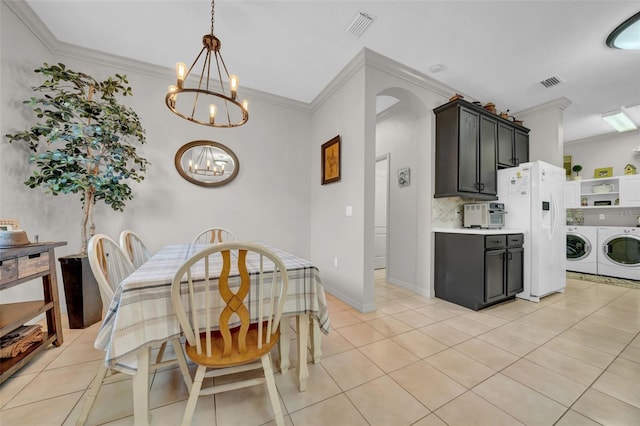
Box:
187, 145, 228, 176
165, 0, 248, 127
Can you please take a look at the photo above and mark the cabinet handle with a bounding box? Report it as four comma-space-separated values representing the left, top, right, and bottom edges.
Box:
507, 252, 513, 260
28, 253, 42, 259
479, 183, 485, 191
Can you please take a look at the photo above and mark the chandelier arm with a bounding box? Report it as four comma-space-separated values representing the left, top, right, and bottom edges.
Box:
185, 46, 208, 83
213, 52, 232, 125
191, 50, 211, 120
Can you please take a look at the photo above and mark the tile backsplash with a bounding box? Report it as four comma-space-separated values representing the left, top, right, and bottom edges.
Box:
432, 197, 467, 228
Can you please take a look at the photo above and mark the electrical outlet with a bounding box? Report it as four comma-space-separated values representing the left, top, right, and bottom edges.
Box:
599, 214, 605, 220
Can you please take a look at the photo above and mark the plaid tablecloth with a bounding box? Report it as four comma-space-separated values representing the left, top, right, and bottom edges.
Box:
95, 244, 330, 374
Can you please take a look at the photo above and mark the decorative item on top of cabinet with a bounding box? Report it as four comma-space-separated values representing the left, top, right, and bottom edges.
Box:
624, 163, 637, 175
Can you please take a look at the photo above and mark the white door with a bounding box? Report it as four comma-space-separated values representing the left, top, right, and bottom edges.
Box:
374, 155, 389, 269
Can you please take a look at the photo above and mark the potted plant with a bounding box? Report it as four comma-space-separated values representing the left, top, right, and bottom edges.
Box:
572, 164, 583, 180
5, 63, 149, 328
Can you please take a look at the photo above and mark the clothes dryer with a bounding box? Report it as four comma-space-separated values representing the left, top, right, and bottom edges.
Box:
566, 226, 597, 274
597, 227, 640, 280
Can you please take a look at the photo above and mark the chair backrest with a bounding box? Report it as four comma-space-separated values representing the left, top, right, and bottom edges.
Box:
171, 242, 289, 358
88, 234, 136, 308
119, 229, 151, 269
192, 228, 236, 245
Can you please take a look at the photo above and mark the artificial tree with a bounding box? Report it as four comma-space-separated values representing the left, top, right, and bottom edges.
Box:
5, 63, 149, 256
572, 164, 583, 180
5, 63, 149, 327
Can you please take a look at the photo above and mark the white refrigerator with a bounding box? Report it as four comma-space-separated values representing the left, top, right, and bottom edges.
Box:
498, 160, 566, 302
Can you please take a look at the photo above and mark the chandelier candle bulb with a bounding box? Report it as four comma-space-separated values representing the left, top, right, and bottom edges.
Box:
229, 75, 239, 99
175, 62, 187, 88
242, 99, 248, 111
209, 104, 216, 125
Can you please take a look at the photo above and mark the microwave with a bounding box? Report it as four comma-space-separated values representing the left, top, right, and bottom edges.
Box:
463, 202, 506, 229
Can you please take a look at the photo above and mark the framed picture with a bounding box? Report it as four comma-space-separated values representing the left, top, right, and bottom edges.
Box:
594, 167, 613, 178
321, 135, 341, 185
563, 155, 572, 177
398, 167, 410, 187
0, 219, 19, 231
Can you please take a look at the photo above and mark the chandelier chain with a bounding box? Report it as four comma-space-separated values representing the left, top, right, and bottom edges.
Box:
210, 0, 215, 35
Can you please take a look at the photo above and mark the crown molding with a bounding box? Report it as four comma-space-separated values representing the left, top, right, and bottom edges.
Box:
4, 0, 310, 113
564, 127, 640, 146
515, 97, 572, 117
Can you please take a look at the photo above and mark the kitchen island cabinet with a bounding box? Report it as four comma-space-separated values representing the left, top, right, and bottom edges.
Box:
0, 242, 66, 384
434, 232, 523, 310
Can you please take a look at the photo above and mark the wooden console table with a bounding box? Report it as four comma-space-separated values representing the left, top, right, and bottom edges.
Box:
0, 242, 66, 384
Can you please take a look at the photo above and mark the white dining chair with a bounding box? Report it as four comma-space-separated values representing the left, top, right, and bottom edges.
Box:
171, 242, 288, 426
191, 227, 236, 245
119, 229, 151, 269
76, 234, 192, 426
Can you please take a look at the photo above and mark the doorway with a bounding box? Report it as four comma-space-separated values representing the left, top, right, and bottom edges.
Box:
374, 154, 390, 271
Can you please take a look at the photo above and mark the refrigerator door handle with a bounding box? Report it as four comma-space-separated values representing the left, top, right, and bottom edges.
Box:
550, 191, 559, 238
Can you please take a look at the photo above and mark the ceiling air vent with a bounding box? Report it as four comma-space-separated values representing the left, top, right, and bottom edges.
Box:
540, 76, 564, 88
345, 10, 375, 39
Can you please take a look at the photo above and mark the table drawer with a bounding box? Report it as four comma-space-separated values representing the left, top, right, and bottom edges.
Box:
0, 258, 18, 285
18, 252, 50, 278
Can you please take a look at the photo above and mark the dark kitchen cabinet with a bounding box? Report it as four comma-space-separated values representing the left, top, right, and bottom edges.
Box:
498, 123, 529, 168
434, 99, 530, 199
434, 232, 524, 310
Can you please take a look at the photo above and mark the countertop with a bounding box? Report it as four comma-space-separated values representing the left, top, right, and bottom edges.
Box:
432, 227, 525, 235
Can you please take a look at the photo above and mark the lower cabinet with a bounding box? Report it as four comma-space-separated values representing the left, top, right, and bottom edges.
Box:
434, 232, 524, 310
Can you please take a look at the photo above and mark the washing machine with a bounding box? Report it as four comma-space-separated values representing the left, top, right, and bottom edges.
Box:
597, 227, 640, 280
566, 226, 598, 274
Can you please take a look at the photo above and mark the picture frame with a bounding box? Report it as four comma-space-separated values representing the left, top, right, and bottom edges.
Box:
398, 167, 410, 187
563, 155, 572, 177
594, 167, 613, 179
321, 135, 341, 185
0, 219, 19, 231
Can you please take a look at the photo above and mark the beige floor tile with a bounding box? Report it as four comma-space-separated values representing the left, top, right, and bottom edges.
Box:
412, 413, 448, 426
501, 299, 542, 314
346, 375, 429, 426
366, 316, 414, 337
214, 379, 288, 426
394, 295, 434, 310
335, 322, 386, 347
554, 409, 602, 426
453, 338, 519, 371
4, 360, 101, 408
573, 388, 640, 425
592, 370, 640, 408
326, 298, 351, 313
460, 311, 509, 328
327, 309, 362, 328
289, 394, 368, 426
320, 348, 384, 391
315, 326, 354, 357
1, 391, 83, 426
620, 344, 640, 363
391, 330, 448, 358
476, 328, 539, 356
559, 327, 627, 355
425, 348, 496, 388
359, 339, 419, 373
71, 377, 135, 425
418, 323, 472, 347
543, 336, 617, 368
376, 299, 410, 315
435, 391, 524, 426
499, 321, 557, 345
276, 363, 341, 413
415, 305, 462, 321
573, 318, 637, 344
482, 304, 526, 321
501, 359, 587, 406
0, 372, 37, 410
442, 316, 492, 336
473, 373, 566, 425
45, 339, 105, 370
389, 360, 466, 411
350, 309, 388, 321
606, 356, 640, 381
525, 346, 603, 386
392, 309, 438, 328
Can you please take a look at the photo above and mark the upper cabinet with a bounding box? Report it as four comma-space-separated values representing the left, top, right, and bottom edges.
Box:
434, 99, 529, 200
565, 175, 640, 208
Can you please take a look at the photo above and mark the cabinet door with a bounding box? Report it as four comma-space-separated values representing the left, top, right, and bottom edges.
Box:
506, 247, 524, 296
479, 116, 498, 196
485, 249, 506, 303
514, 130, 529, 166
458, 107, 480, 193
497, 123, 514, 167
620, 175, 640, 207
564, 181, 581, 208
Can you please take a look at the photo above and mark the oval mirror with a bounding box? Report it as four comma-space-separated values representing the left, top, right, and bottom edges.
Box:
174, 140, 239, 187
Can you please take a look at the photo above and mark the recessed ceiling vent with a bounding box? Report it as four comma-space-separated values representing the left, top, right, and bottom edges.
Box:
345, 10, 375, 39
540, 76, 564, 88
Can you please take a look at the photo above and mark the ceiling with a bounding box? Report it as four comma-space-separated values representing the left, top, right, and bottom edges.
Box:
14, 1, 640, 143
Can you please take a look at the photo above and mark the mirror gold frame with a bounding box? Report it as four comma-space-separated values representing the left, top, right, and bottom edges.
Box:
174, 140, 239, 187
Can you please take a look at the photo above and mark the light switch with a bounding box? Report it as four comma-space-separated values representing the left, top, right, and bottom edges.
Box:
346, 206, 353, 216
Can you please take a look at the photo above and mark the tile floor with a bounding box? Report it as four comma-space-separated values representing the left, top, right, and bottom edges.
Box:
1, 271, 639, 425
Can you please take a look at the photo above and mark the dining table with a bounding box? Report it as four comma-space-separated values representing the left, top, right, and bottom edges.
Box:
95, 243, 330, 426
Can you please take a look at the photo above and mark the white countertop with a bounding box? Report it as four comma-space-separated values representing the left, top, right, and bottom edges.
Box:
432, 227, 525, 235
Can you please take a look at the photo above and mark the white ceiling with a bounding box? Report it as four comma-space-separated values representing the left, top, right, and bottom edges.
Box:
16, 0, 640, 142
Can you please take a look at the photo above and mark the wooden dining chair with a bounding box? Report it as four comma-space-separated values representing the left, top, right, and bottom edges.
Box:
191, 227, 236, 245
118, 229, 151, 269
171, 242, 289, 426
76, 234, 192, 426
